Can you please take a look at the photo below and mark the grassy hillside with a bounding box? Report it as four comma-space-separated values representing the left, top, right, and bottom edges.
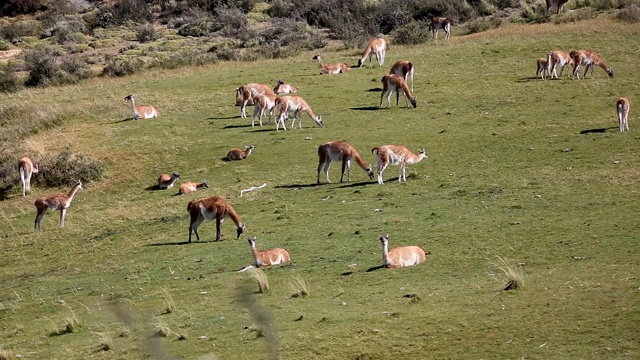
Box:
1, 16, 639, 359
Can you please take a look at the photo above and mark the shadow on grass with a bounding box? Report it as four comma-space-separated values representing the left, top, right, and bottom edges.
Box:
367, 87, 383, 92
145, 184, 162, 191
351, 106, 381, 111
366, 265, 386, 272
223, 124, 253, 129
580, 126, 618, 134
110, 117, 134, 124
208, 115, 241, 120
336, 180, 374, 188
146, 239, 226, 246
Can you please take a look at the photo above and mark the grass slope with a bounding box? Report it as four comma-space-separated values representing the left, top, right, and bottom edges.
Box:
1, 16, 639, 359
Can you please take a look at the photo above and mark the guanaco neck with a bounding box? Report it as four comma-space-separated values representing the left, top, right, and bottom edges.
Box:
67, 183, 82, 202
250, 242, 260, 265
353, 153, 370, 171
196, 182, 207, 189
381, 240, 390, 265
128, 98, 137, 115
226, 207, 243, 229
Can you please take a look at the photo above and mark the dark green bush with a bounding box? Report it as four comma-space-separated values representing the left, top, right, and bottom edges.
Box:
33, 149, 105, 188
102, 56, 145, 77
136, 23, 158, 43
0, 19, 43, 41
617, 3, 640, 22
59, 57, 94, 82
391, 21, 431, 45
23, 45, 59, 87
215, 8, 255, 41
0, 63, 23, 93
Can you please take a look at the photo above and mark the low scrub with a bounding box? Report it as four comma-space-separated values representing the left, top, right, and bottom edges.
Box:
33, 149, 105, 188
391, 21, 431, 45
0, 63, 23, 93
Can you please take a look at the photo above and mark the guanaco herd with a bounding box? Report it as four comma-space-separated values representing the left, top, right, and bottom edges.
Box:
17, 15, 632, 272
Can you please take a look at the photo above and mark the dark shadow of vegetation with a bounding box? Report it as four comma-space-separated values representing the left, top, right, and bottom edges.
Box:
366, 265, 386, 272
580, 127, 617, 134
351, 106, 381, 111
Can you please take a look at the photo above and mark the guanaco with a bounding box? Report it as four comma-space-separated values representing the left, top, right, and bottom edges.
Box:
178, 180, 209, 195
227, 145, 255, 161
18, 156, 39, 197
187, 196, 246, 242
379, 234, 428, 268
34, 180, 83, 230
157, 172, 180, 190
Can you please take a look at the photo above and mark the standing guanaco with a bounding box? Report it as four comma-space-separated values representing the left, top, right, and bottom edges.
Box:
317, 141, 374, 184
18, 156, 38, 197
187, 196, 246, 242
34, 180, 83, 230
371, 145, 427, 184
380, 74, 417, 108
617, 97, 630, 132
357, 38, 388, 67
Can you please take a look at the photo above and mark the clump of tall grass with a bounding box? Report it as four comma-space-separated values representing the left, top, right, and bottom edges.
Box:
161, 288, 176, 314
289, 274, 310, 298
496, 255, 525, 291
247, 268, 269, 293
94, 331, 113, 351
50, 311, 82, 335
0, 63, 22, 93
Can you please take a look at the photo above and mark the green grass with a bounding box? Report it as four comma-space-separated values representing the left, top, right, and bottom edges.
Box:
1, 16, 639, 359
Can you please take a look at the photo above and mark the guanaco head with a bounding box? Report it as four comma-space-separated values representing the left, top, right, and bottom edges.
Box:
247, 236, 256, 246
171, 171, 180, 178
410, 96, 417, 108
606, 68, 614, 78
366, 166, 374, 179
75, 180, 83, 190
200, 180, 209, 188
380, 234, 390, 244
315, 115, 324, 128
245, 145, 255, 150
237, 223, 247, 239
312, 54, 322, 61
418, 148, 427, 157
124, 94, 136, 102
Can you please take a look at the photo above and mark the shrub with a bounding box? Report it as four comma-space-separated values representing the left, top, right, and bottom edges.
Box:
34, 149, 105, 188
0, 0, 46, 16
0, 39, 11, 51
617, 3, 640, 22
136, 22, 158, 43
215, 8, 255, 41
23, 44, 59, 87
0, 19, 43, 41
465, 15, 503, 34
391, 21, 431, 45
102, 56, 145, 77
0, 63, 22, 93
59, 57, 94, 83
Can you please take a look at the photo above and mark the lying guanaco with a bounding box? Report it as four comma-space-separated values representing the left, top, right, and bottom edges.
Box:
238, 236, 291, 272
227, 145, 255, 161
178, 180, 209, 195
380, 234, 428, 268
124, 94, 159, 120
157, 172, 180, 189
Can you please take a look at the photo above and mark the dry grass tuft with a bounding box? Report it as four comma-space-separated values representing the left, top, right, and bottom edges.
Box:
95, 331, 113, 351
161, 288, 176, 314
0, 348, 13, 360
289, 274, 310, 298
152, 317, 171, 338
247, 267, 269, 293
496, 255, 525, 291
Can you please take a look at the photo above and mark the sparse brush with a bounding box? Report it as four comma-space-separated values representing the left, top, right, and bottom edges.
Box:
496, 255, 525, 291
64, 311, 82, 333
152, 318, 171, 338
289, 274, 310, 298
247, 268, 269, 293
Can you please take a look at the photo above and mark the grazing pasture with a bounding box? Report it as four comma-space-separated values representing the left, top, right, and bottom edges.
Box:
0, 17, 639, 359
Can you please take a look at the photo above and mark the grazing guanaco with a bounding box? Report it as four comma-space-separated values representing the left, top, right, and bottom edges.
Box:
379, 234, 427, 269
273, 79, 298, 95
178, 180, 209, 195
227, 145, 255, 161
312, 54, 350, 75
389, 61, 415, 92
124, 94, 159, 120
18, 156, 38, 197
548, 50, 574, 79
380, 74, 417, 108
237, 83, 275, 118
158, 172, 180, 190
235, 87, 254, 106
371, 145, 427, 184
617, 97, 630, 132
34, 180, 82, 230
317, 141, 374, 184
430, 17, 452, 40
187, 196, 246, 242
357, 37, 388, 67
252, 94, 277, 127
238, 236, 291, 272
536, 56, 549, 80
546, 0, 569, 15
570, 50, 613, 79
274, 96, 323, 130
